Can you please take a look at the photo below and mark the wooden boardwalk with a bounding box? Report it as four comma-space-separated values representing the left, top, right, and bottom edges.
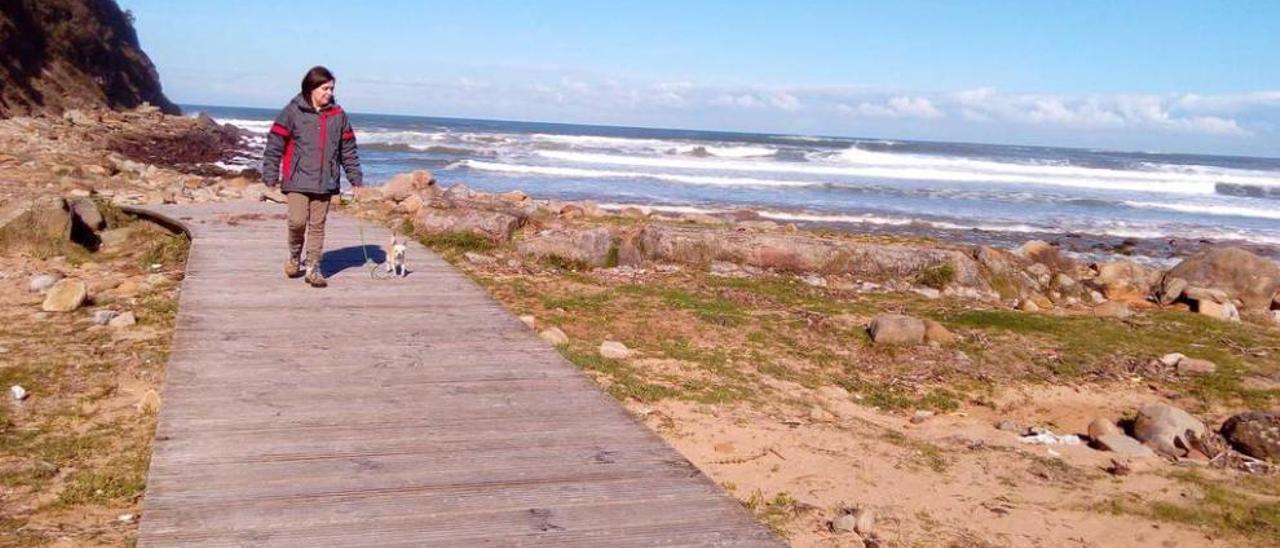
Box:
136, 201, 781, 547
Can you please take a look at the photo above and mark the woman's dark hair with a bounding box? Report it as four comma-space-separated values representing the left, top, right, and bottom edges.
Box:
301, 66, 335, 97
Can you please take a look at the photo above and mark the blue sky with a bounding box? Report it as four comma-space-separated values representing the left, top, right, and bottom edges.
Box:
122, 0, 1280, 156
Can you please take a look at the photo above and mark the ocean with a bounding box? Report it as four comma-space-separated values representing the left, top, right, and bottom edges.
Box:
190, 104, 1280, 263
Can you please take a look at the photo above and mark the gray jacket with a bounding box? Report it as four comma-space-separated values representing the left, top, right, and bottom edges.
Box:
262, 94, 363, 193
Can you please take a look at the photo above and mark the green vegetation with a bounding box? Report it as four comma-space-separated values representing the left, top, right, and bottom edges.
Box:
744, 490, 798, 537
917, 263, 957, 290
1099, 471, 1280, 545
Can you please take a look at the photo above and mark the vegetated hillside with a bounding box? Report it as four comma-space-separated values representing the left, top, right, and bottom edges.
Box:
0, 0, 178, 117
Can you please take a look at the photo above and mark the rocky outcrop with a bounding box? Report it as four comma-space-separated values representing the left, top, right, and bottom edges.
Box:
1158, 247, 1280, 314
412, 206, 523, 243
633, 224, 985, 286
0, 0, 178, 118
517, 226, 619, 267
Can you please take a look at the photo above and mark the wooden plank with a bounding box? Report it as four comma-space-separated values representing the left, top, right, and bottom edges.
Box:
137, 201, 780, 547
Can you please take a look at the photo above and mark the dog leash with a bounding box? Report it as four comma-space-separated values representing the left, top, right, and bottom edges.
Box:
358, 225, 395, 280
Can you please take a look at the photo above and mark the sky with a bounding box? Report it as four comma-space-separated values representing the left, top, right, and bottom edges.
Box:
121, 0, 1280, 157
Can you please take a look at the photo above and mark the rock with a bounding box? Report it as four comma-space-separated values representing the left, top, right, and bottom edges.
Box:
831, 513, 857, 533
1017, 299, 1041, 313
28, 273, 62, 293
1272, 310, 1280, 327
1133, 403, 1208, 458
10, 385, 28, 401
1163, 247, 1280, 312
1176, 357, 1216, 376
41, 279, 88, 312
599, 340, 632, 360
1018, 240, 1054, 259
442, 183, 476, 201
499, 190, 529, 203
108, 311, 136, 328
412, 207, 523, 243
519, 315, 536, 330
1158, 277, 1189, 305
1184, 286, 1231, 304
1091, 301, 1133, 319
1220, 411, 1280, 460
1092, 434, 1158, 458
137, 389, 161, 413
539, 327, 569, 345
67, 196, 105, 231
117, 514, 137, 524
381, 170, 437, 202
1158, 353, 1186, 367
1196, 299, 1241, 322
1091, 260, 1159, 303
635, 224, 984, 285
1053, 273, 1077, 289
996, 420, 1022, 433
922, 320, 957, 344
396, 192, 425, 214
853, 507, 875, 537
559, 203, 586, 220
0, 196, 72, 244
517, 227, 619, 268
1088, 418, 1123, 439
92, 309, 118, 325
867, 314, 926, 345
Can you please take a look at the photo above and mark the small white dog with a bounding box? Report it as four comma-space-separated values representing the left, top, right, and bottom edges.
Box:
385, 235, 408, 277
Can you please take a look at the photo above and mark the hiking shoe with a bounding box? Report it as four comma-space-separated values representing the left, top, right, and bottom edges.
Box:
305, 267, 327, 288
284, 257, 303, 278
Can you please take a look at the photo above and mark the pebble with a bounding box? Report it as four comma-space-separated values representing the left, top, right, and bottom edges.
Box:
831, 512, 857, 533
92, 309, 119, 326
28, 273, 61, 293
599, 340, 632, 360
10, 385, 29, 401
108, 311, 137, 328
518, 315, 536, 329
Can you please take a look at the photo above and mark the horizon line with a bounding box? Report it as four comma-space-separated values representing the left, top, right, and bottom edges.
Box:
179, 102, 1280, 162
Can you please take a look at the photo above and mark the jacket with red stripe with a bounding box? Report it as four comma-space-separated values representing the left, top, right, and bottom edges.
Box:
262, 94, 362, 193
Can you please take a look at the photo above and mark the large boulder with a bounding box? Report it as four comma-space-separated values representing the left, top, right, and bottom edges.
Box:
1089, 260, 1159, 303
1161, 247, 1280, 312
1220, 411, 1280, 460
381, 170, 436, 202
868, 314, 926, 345
516, 226, 619, 268
0, 196, 72, 246
634, 224, 985, 286
1132, 403, 1208, 458
412, 207, 522, 242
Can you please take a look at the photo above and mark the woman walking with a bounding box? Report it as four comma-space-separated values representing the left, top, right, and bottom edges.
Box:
262, 66, 363, 288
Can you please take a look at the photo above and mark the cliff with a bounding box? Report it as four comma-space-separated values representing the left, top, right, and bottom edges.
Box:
0, 0, 178, 118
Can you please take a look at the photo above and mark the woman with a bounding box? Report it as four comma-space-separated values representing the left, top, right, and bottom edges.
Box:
262, 66, 363, 288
